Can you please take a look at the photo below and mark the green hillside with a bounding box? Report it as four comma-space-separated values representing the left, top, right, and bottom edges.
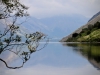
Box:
66, 22, 100, 42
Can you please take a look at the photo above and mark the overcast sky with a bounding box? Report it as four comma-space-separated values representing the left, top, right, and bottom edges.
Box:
22, 0, 100, 19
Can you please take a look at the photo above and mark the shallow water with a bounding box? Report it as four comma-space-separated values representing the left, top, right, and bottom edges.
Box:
0, 42, 100, 75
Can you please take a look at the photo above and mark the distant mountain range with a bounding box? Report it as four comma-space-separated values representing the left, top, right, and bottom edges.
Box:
0, 14, 88, 42
22, 15, 88, 41
61, 11, 100, 42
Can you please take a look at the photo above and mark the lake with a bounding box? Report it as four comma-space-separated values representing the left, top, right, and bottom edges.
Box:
0, 42, 100, 75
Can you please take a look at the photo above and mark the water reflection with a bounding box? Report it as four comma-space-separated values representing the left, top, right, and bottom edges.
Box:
64, 42, 100, 70
0, 42, 100, 75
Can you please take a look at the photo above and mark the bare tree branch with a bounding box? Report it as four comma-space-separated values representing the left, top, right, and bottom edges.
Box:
0, 0, 49, 69
0, 58, 24, 69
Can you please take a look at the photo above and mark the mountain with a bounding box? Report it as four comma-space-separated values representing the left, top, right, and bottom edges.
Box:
60, 12, 100, 42
0, 14, 88, 42
39, 15, 88, 38
21, 15, 88, 41
20, 17, 50, 33
88, 11, 100, 22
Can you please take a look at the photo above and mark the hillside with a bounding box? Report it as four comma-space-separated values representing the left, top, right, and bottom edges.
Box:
60, 12, 100, 42
88, 11, 100, 22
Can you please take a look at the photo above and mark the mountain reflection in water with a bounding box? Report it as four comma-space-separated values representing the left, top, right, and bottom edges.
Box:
0, 42, 100, 75
64, 42, 100, 70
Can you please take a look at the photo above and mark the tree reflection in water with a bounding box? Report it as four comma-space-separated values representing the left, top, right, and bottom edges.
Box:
64, 42, 100, 70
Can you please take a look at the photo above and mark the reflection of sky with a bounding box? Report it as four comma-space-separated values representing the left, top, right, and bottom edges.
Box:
27, 42, 88, 68
0, 42, 100, 75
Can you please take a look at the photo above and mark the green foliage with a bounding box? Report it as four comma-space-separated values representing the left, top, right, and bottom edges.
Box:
66, 21, 100, 42
93, 22, 100, 29
72, 33, 79, 38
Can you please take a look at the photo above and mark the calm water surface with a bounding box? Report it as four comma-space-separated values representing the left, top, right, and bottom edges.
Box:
0, 42, 100, 75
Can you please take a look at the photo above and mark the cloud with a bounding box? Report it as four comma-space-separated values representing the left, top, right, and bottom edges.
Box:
21, 0, 100, 18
